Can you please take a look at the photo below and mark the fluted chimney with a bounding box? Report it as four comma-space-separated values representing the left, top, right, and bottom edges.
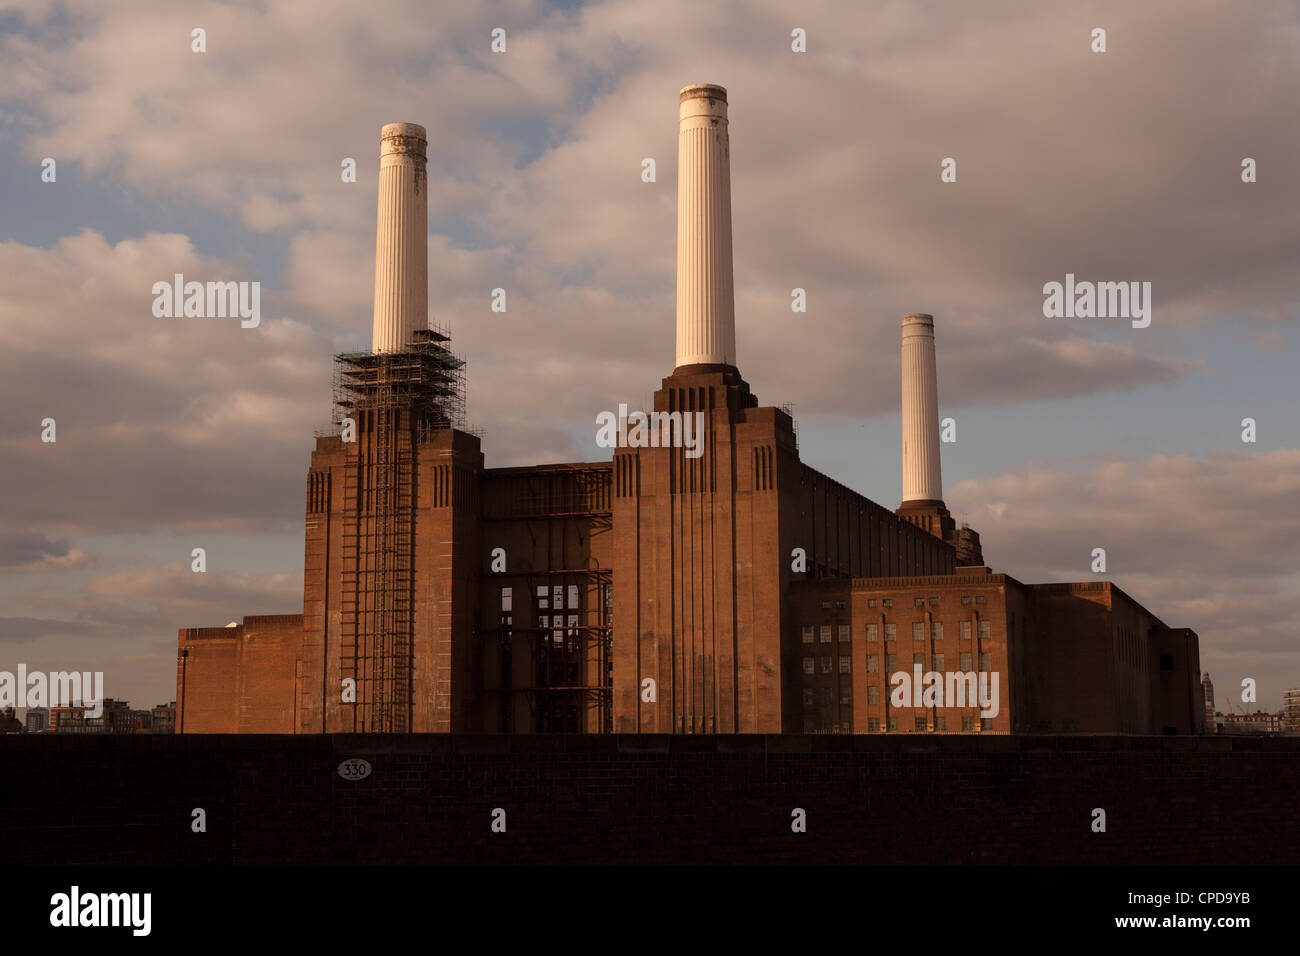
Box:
674, 84, 736, 370
900, 313, 943, 506
372, 122, 428, 353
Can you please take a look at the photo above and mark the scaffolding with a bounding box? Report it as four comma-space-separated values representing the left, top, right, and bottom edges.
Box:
334, 327, 466, 732
480, 568, 614, 734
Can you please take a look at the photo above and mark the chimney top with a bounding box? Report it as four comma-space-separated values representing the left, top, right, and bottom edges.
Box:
379, 123, 427, 160
679, 83, 727, 104
380, 122, 427, 140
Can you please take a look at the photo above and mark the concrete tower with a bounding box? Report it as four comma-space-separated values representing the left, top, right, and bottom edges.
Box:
900, 313, 943, 506
372, 122, 428, 353
895, 313, 980, 562
675, 84, 736, 370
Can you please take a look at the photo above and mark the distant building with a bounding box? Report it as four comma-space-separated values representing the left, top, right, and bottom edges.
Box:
1218, 710, 1283, 735
0, 707, 23, 734
1283, 689, 1300, 735
50, 698, 175, 734
149, 702, 177, 734
1202, 673, 1215, 725
24, 707, 49, 733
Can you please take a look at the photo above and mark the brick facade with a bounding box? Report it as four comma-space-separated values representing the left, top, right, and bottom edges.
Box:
176, 364, 1200, 736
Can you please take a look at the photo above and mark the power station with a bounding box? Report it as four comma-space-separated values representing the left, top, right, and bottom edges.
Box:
176, 85, 1204, 736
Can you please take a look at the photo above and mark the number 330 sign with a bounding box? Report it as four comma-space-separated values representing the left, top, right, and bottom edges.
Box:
337, 758, 372, 781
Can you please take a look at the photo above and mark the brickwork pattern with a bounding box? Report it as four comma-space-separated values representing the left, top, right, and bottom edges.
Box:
2, 735, 1293, 866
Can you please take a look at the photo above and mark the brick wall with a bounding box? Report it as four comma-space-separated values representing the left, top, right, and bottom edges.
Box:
175, 628, 240, 733
2, 735, 1295, 866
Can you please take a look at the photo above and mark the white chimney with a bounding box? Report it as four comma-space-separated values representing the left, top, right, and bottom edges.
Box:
900, 313, 943, 505
372, 122, 428, 353
675, 84, 736, 369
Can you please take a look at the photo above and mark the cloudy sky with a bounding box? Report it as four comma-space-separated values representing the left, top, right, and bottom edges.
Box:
1, 0, 1296, 713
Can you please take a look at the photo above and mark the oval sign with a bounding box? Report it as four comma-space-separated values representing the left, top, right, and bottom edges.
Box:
337, 758, 372, 781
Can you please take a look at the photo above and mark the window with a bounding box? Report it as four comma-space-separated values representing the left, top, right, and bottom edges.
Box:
979, 652, 992, 671
866, 654, 879, 673
979, 621, 991, 640
914, 716, 928, 731
868, 599, 878, 608
913, 653, 925, 668
960, 652, 972, 671
840, 721, 851, 733
802, 718, 815, 732
885, 623, 897, 642
961, 596, 971, 606
980, 718, 993, 731
820, 625, 832, 643
961, 716, 975, 731
914, 598, 925, 607
802, 658, 815, 675
802, 625, 814, 644
883, 599, 893, 608
931, 621, 943, 641
933, 653, 945, 671
838, 624, 850, 643
868, 717, 881, 732
959, 620, 971, 640
928, 597, 939, 607
840, 689, 851, 705
821, 601, 833, 609
822, 688, 832, 706
822, 717, 832, 732
1159, 655, 1173, 672
887, 716, 899, 731
536, 585, 548, 608
820, 657, 832, 674
866, 623, 878, 642
912, 622, 924, 641
838, 657, 851, 674
935, 716, 947, 731
975, 595, 987, 605
867, 686, 880, 704
501, 587, 513, 613
803, 688, 814, 707
885, 654, 898, 671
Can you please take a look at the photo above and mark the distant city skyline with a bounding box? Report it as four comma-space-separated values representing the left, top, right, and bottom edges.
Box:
1, 0, 1297, 711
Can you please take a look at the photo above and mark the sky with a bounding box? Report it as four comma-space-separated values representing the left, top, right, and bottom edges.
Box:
0, 0, 1297, 713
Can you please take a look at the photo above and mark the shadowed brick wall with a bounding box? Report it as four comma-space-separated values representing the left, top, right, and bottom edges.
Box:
1, 735, 1295, 866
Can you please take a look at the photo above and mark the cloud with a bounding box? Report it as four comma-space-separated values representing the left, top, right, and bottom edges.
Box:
87, 561, 302, 615
948, 449, 1300, 704
5, 0, 1288, 446
0, 230, 331, 534
0, 533, 88, 572
1253, 330, 1287, 353
0, 616, 93, 644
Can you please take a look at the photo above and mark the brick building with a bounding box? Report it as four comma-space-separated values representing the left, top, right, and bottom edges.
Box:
1285, 688, 1300, 735
176, 86, 1202, 736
